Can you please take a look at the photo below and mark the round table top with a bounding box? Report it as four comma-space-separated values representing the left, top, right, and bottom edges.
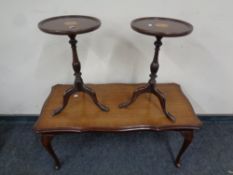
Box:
131, 17, 193, 37
38, 15, 101, 35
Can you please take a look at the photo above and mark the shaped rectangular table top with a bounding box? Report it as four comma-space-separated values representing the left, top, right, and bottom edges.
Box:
34, 83, 202, 133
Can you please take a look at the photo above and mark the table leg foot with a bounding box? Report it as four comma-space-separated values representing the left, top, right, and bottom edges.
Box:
175, 130, 194, 168
41, 134, 61, 169
54, 165, 60, 170
82, 84, 109, 112
175, 162, 181, 168
53, 107, 64, 116
152, 88, 176, 122
119, 84, 150, 108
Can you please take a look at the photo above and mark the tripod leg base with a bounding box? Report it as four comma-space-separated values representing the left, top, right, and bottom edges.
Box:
52, 87, 76, 116
152, 88, 176, 122
82, 84, 109, 112
119, 84, 150, 108
119, 83, 176, 122
52, 84, 109, 116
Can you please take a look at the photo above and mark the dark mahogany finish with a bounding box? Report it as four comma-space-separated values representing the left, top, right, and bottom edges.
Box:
175, 130, 194, 167
38, 16, 109, 115
41, 134, 61, 170
38, 15, 101, 35
131, 17, 193, 37
34, 83, 202, 169
119, 17, 193, 122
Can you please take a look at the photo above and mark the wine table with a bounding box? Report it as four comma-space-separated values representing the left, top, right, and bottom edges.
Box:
119, 17, 193, 122
38, 15, 109, 116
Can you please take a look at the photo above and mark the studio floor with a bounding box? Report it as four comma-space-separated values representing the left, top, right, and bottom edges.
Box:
0, 121, 232, 175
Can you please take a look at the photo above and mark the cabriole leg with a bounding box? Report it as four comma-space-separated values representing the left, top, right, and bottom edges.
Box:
41, 134, 61, 170
175, 130, 194, 168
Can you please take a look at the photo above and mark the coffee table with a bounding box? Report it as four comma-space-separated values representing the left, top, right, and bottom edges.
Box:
119, 17, 193, 122
38, 15, 109, 116
33, 83, 202, 169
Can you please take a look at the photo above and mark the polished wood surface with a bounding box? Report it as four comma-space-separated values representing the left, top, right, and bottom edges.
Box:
38, 15, 101, 35
131, 17, 193, 37
34, 83, 202, 133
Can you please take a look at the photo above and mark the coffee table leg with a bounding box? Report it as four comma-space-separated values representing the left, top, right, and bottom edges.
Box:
175, 130, 194, 168
41, 134, 61, 170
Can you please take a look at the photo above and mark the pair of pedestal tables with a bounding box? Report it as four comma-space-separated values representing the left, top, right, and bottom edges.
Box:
34, 15, 202, 170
